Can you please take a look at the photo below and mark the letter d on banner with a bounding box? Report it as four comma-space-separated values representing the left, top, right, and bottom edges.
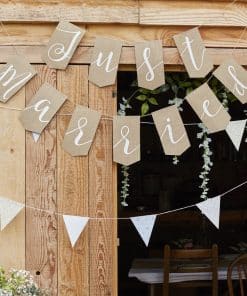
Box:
113, 116, 140, 165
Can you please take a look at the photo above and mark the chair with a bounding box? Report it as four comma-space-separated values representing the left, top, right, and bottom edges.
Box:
163, 244, 218, 296
227, 254, 247, 296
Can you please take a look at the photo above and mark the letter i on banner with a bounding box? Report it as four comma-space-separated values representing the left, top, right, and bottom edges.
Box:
62, 105, 101, 156
42, 21, 85, 69
152, 105, 190, 155
174, 28, 213, 78
0, 55, 36, 103
113, 116, 140, 165
89, 37, 122, 87
213, 59, 247, 104
135, 40, 165, 90
186, 83, 231, 133
19, 82, 67, 133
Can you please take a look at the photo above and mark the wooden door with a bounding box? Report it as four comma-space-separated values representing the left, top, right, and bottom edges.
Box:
0, 64, 117, 296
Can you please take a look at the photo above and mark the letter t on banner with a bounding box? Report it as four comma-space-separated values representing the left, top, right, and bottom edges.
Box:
174, 28, 213, 78
135, 40, 165, 90
89, 37, 122, 87
113, 116, 140, 165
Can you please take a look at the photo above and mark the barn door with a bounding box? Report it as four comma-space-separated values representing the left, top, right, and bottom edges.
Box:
0, 64, 117, 296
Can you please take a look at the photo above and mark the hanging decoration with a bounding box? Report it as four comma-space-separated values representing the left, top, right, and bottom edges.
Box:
225, 119, 247, 151
42, 21, 85, 70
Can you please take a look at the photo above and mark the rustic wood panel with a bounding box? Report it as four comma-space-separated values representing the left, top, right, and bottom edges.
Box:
2, 23, 247, 48
89, 84, 117, 296
57, 65, 89, 296
25, 65, 57, 294
0, 89, 25, 270
140, 1, 247, 26
0, 1, 138, 23
0, 46, 246, 66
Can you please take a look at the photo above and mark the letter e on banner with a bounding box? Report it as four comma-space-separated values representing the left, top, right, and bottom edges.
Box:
135, 40, 165, 90
213, 59, 247, 104
89, 37, 122, 87
0, 55, 36, 103
174, 28, 213, 78
152, 105, 190, 155
62, 105, 101, 156
186, 83, 231, 133
113, 116, 140, 165
19, 82, 67, 133
42, 21, 85, 70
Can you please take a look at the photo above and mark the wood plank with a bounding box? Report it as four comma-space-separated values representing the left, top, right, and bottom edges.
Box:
57, 65, 89, 296
25, 65, 57, 294
0, 1, 138, 23
88, 83, 117, 296
0, 89, 25, 271
0, 46, 247, 65
2, 23, 247, 48
140, 1, 247, 26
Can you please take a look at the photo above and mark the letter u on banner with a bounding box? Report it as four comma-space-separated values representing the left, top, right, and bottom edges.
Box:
19, 82, 67, 133
135, 40, 165, 90
89, 37, 122, 87
62, 105, 101, 156
174, 28, 213, 78
113, 116, 140, 165
152, 105, 190, 155
213, 59, 247, 104
0, 55, 36, 103
42, 21, 85, 70
186, 83, 231, 133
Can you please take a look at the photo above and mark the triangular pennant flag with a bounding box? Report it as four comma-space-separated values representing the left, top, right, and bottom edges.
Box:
63, 215, 89, 247
0, 197, 24, 231
130, 214, 157, 246
196, 196, 221, 229
226, 120, 247, 151
32, 132, 40, 143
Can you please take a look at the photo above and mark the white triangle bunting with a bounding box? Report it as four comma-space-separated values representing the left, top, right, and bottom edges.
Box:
0, 197, 25, 231
130, 214, 157, 246
63, 215, 89, 248
226, 120, 247, 151
32, 132, 41, 143
196, 196, 221, 229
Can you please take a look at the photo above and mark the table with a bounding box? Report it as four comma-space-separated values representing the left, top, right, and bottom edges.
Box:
129, 254, 240, 295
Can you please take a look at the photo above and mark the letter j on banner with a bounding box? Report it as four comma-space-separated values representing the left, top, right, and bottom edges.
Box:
42, 21, 85, 70
135, 40, 165, 90
89, 37, 122, 87
113, 116, 140, 165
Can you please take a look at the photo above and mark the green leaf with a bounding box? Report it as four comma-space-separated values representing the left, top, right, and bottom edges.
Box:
141, 102, 149, 115
148, 97, 158, 105
139, 88, 150, 94
186, 87, 193, 95
135, 94, 147, 101
179, 81, 192, 88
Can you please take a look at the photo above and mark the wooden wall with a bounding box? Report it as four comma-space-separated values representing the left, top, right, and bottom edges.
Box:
0, 1, 246, 295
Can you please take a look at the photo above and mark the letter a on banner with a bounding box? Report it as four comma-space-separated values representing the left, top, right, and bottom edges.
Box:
42, 21, 85, 70
131, 215, 157, 246
113, 116, 140, 165
213, 59, 247, 104
62, 105, 101, 156
186, 83, 231, 133
135, 40, 165, 90
0, 55, 36, 103
174, 28, 213, 78
152, 105, 190, 155
19, 82, 67, 133
89, 37, 122, 87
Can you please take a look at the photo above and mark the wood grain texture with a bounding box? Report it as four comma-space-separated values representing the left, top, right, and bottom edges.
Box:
0, 88, 25, 270
0, 46, 246, 66
89, 83, 117, 296
57, 65, 89, 296
140, 1, 247, 26
2, 23, 247, 48
25, 65, 57, 295
0, 1, 138, 23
